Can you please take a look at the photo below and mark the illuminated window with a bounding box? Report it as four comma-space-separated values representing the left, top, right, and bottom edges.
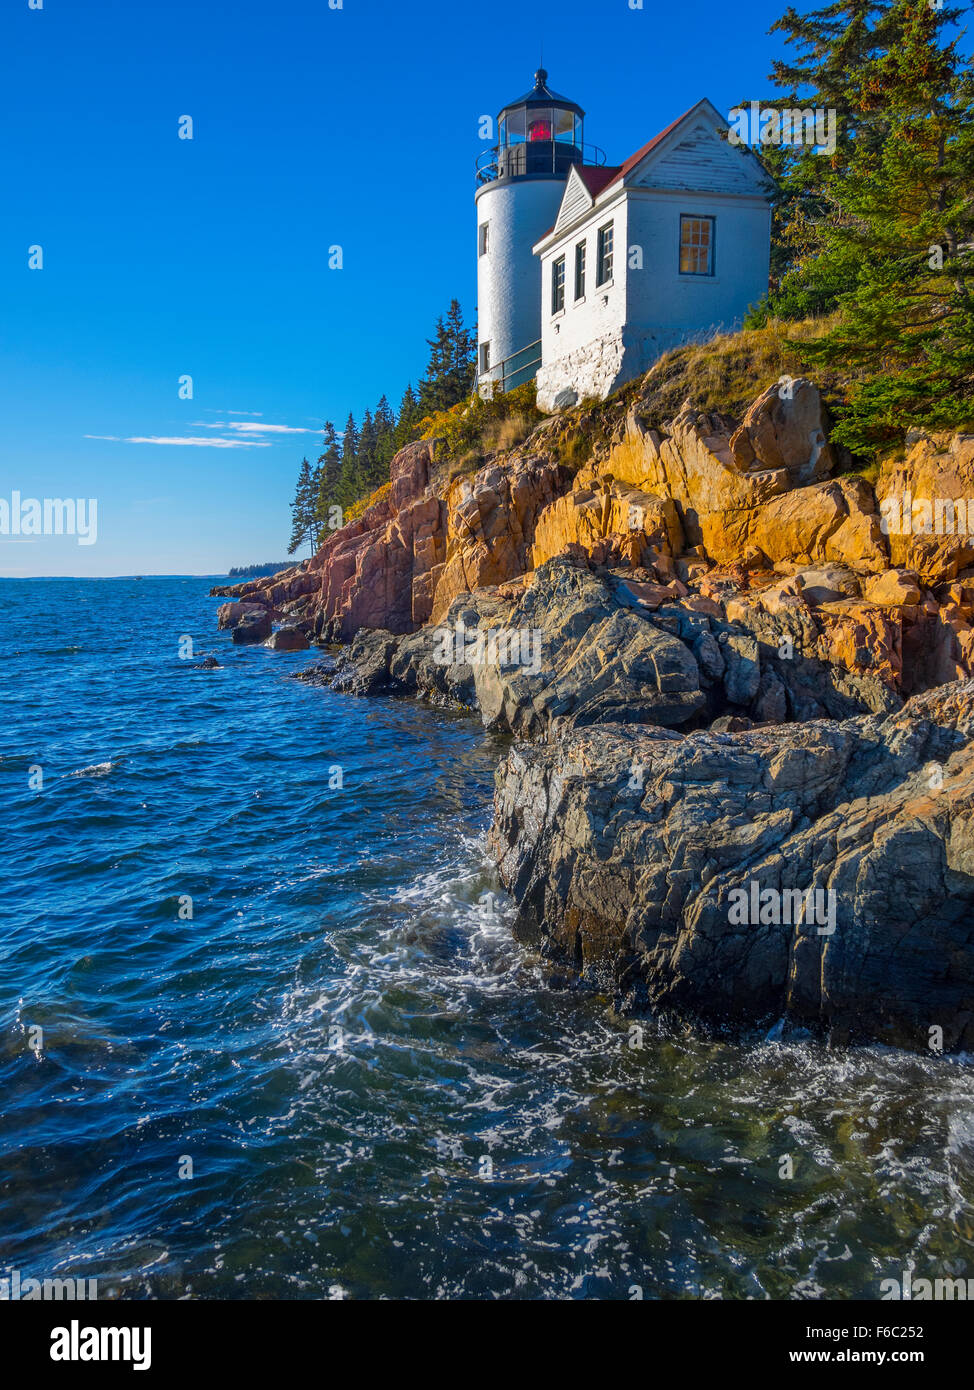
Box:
679, 216, 715, 275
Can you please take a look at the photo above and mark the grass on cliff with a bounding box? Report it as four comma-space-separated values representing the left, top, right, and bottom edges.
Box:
377, 314, 878, 510
416, 382, 544, 485
628, 314, 846, 423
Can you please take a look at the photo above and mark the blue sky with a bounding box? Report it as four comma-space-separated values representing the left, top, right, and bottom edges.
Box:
1, 0, 787, 576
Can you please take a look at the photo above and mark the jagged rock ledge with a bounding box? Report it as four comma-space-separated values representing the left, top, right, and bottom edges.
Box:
489, 684, 974, 1053
214, 372, 974, 1051
292, 557, 974, 1052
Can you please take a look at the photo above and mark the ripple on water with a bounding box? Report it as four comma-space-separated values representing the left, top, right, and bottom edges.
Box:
0, 576, 972, 1300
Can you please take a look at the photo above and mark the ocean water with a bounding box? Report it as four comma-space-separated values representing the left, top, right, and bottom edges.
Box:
1, 574, 973, 1301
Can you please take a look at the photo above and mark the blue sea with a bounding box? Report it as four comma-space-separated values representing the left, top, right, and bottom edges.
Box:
2, 575, 973, 1300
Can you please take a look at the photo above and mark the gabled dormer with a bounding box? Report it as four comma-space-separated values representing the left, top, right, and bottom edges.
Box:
552, 164, 623, 236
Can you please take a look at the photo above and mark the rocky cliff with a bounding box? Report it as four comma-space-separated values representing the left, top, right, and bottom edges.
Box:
213, 379, 974, 692
213, 373, 974, 1051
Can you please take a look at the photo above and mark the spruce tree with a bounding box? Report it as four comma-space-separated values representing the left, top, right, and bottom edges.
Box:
418, 302, 477, 413
393, 385, 420, 450
336, 412, 360, 507
358, 409, 378, 491
287, 457, 318, 556
757, 0, 898, 309
442, 298, 477, 405
418, 316, 450, 414
314, 421, 342, 532
800, 0, 974, 450
374, 394, 397, 471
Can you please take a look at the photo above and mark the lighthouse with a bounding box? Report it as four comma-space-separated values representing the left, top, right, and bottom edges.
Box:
475, 69, 601, 394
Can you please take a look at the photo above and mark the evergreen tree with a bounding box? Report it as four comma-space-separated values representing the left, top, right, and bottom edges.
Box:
393, 384, 420, 450
442, 298, 477, 405
374, 394, 397, 471
756, 0, 898, 308
336, 412, 360, 507
418, 315, 449, 414
287, 457, 318, 556
314, 421, 342, 532
417, 300, 476, 413
798, 0, 974, 449
357, 409, 378, 491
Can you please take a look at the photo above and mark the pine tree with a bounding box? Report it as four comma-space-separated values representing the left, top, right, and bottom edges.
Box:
336, 412, 360, 507
358, 409, 378, 491
749, 0, 898, 309
374, 394, 397, 471
442, 298, 477, 405
287, 457, 318, 556
799, 0, 974, 450
314, 421, 342, 532
418, 316, 450, 414
418, 301, 477, 413
393, 384, 420, 450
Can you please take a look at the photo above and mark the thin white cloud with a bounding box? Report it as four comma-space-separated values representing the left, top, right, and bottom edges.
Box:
85, 434, 122, 441
188, 420, 314, 435
227, 421, 313, 434
125, 435, 272, 448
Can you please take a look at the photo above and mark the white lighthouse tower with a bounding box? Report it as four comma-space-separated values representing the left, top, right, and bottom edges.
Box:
475, 70, 600, 394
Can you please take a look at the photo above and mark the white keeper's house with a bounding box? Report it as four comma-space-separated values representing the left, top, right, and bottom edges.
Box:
474, 70, 774, 410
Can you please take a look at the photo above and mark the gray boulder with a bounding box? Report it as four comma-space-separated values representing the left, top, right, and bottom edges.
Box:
488, 680, 974, 1052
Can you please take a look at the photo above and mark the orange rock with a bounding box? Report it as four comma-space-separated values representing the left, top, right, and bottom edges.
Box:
875, 432, 974, 584
815, 600, 902, 687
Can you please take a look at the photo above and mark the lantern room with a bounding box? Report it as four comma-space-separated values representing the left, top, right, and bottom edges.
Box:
486, 69, 588, 181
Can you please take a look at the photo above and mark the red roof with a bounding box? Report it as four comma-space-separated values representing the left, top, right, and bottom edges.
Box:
600, 105, 698, 193
536, 166, 621, 240
576, 165, 622, 197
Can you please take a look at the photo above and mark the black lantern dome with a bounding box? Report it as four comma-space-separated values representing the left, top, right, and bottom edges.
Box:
494, 69, 587, 180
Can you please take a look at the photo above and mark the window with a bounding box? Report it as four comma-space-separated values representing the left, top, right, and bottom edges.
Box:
596, 223, 614, 286
679, 215, 715, 275
479, 342, 490, 374
574, 241, 586, 300
479, 222, 489, 257
552, 255, 566, 314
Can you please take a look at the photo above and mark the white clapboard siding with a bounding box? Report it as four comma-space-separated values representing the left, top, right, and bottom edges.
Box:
636, 124, 764, 196
553, 170, 594, 233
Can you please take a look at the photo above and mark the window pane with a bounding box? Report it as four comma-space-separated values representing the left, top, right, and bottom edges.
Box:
554, 108, 575, 142
575, 241, 586, 299
597, 223, 614, 285
552, 256, 566, 313
679, 216, 713, 274
528, 109, 553, 142
504, 108, 525, 143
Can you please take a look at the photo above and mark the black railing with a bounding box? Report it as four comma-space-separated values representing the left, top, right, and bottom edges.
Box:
476, 141, 606, 186
479, 340, 542, 395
